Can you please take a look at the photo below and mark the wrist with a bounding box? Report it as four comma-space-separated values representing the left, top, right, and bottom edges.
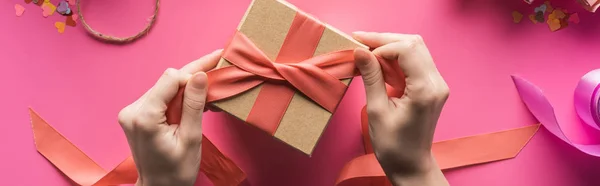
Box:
136, 174, 196, 186
382, 155, 448, 186
377, 149, 434, 174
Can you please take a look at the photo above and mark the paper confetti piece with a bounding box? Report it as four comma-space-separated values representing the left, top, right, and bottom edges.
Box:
72, 13, 78, 22
535, 11, 545, 22
547, 18, 562, 31
512, 11, 523, 23
24, 0, 32, 4
569, 13, 580, 24
41, 3, 56, 17
535, 4, 547, 13
66, 15, 76, 27
529, 14, 538, 23
57, 1, 71, 15
15, 4, 25, 17
55, 22, 66, 33
554, 9, 566, 19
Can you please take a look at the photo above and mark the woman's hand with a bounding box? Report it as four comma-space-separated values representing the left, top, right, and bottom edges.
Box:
353, 32, 450, 186
117, 50, 221, 186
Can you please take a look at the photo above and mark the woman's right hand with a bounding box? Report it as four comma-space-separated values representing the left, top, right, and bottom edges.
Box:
353, 32, 450, 186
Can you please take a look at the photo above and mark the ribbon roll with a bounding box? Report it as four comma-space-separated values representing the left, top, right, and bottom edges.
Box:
574, 69, 600, 130
513, 69, 600, 156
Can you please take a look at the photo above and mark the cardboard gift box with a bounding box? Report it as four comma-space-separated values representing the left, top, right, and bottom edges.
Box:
211, 0, 366, 155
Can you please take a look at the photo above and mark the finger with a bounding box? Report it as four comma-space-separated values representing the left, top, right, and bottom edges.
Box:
179, 72, 208, 144
352, 31, 413, 48
146, 68, 191, 108
180, 49, 223, 74
354, 48, 388, 108
372, 37, 436, 80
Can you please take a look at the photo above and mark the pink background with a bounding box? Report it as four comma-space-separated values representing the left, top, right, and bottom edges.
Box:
2, 0, 600, 185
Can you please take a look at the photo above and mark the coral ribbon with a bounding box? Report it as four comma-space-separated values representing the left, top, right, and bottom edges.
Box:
206, 31, 357, 130
29, 108, 245, 186
246, 11, 327, 134
206, 31, 356, 112
512, 70, 600, 156
204, 31, 358, 134
334, 88, 540, 186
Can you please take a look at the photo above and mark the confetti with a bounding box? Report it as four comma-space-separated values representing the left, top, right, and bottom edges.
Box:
535, 4, 547, 13
41, 3, 56, 17
547, 18, 561, 31
24, 0, 32, 4
512, 11, 524, 23
56, 1, 71, 15
66, 15, 76, 27
554, 9, 566, 19
71, 13, 78, 22
546, 9, 569, 32
569, 13, 580, 24
514, 0, 580, 32
55, 22, 65, 33
529, 14, 538, 23
15, 4, 25, 17
534, 11, 545, 22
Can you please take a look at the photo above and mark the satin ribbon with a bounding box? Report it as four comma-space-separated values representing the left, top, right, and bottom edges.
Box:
513, 69, 600, 156
29, 108, 246, 186
207, 31, 357, 113
204, 12, 360, 134
334, 92, 540, 186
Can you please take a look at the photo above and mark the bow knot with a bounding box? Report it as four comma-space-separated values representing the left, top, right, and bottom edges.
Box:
206, 31, 358, 112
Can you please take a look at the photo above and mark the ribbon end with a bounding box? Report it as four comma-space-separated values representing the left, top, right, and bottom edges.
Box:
28, 108, 108, 186
433, 124, 540, 170
29, 108, 47, 150
511, 75, 544, 97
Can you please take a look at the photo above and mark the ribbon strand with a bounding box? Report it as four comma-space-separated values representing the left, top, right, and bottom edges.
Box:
512, 71, 600, 156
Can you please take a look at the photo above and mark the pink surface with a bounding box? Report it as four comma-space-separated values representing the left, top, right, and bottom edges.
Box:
2, 0, 600, 185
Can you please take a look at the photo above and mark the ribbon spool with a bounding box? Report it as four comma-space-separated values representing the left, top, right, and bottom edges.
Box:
574, 69, 600, 130
513, 69, 600, 157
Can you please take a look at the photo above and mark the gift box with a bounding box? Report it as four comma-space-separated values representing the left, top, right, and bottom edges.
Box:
210, 0, 366, 155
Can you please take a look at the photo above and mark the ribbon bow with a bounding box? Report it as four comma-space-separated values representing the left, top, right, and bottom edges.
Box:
205, 31, 358, 113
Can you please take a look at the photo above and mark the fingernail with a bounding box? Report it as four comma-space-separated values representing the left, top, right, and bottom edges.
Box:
353, 48, 371, 67
191, 72, 208, 89
213, 49, 224, 53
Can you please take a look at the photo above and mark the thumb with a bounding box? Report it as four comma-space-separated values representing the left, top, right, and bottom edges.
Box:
354, 48, 388, 109
179, 72, 208, 144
